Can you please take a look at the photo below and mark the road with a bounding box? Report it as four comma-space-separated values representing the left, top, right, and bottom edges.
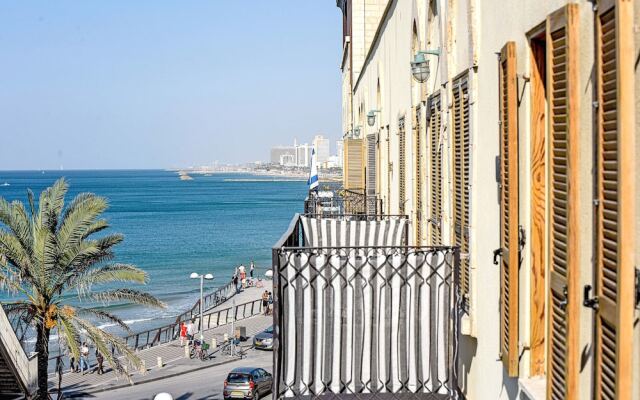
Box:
85, 349, 273, 400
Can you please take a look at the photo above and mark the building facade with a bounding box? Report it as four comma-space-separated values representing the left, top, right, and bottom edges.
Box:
312, 135, 331, 164
337, 0, 639, 399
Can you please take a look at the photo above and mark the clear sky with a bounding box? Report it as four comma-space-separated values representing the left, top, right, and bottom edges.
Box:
0, 1, 343, 170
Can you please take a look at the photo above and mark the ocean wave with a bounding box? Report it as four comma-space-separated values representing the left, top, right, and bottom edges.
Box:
97, 317, 154, 330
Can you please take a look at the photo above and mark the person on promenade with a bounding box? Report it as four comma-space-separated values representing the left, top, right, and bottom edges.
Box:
267, 292, 274, 315
250, 261, 255, 279
233, 273, 240, 293
69, 354, 76, 373
56, 356, 64, 399
240, 269, 247, 289
179, 321, 187, 346
79, 342, 89, 375
95, 349, 104, 375
262, 290, 269, 314
186, 319, 195, 343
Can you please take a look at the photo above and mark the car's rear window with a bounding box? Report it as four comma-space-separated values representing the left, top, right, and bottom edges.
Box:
227, 373, 250, 383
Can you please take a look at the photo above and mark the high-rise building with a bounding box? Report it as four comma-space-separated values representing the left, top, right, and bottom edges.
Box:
270, 146, 296, 165
336, 139, 344, 168
312, 135, 330, 164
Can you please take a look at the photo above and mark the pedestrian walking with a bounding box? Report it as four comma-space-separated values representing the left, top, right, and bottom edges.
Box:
56, 355, 64, 399
250, 261, 255, 279
262, 290, 269, 315
69, 355, 77, 373
179, 321, 187, 346
267, 292, 274, 315
233, 274, 240, 294
79, 342, 89, 374
186, 319, 195, 343
95, 349, 104, 374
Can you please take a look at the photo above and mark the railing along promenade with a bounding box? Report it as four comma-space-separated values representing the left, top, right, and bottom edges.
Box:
123, 279, 236, 350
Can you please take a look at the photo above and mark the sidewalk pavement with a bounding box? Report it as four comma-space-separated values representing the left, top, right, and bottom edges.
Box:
49, 313, 273, 396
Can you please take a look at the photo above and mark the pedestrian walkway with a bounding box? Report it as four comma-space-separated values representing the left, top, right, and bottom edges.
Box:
48, 282, 274, 397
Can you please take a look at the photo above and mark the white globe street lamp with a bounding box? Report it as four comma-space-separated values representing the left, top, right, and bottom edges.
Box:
190, 272, 214, 340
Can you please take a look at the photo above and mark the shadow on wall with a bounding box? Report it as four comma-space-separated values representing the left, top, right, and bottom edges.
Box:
501, 363, 519, 399
459, 335, 476, 397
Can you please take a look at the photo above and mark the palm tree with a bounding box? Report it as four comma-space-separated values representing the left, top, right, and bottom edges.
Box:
0, 178, 165, 399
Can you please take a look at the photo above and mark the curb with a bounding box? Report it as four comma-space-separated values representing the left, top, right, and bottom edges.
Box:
63, 356, 241, 397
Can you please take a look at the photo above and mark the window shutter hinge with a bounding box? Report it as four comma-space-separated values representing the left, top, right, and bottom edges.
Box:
593, 199, 600, 207
592, 101, 599, 109
518, 225, 526, 250
635, 269, 640, 309
583, 285, 600, 310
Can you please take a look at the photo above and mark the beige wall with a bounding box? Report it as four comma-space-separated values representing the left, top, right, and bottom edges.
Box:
340, 0, 639, 398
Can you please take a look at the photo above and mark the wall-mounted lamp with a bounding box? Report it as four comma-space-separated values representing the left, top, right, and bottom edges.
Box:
367, 110, 381, 127
411, 49, 441, 83
353, 125, 362, 138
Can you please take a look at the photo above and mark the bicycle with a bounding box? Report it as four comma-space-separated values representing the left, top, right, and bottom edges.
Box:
218, 340, 248, 359
189, 339, 209, 361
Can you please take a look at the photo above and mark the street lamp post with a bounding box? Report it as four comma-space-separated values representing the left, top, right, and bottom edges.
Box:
190, 272, 214, 340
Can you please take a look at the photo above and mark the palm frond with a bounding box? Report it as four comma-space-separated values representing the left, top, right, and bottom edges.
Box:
74, 306, 131, 332
57, 193, 108, 254
70, 264, 148, 296
92, 289, 166, 309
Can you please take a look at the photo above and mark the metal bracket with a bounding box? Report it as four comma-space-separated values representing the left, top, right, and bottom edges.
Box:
635, 269, 640, 309
518, 225, 526, 250
583, 285, 599, 310
559, 286, 569, 311
493, 248, 503, 265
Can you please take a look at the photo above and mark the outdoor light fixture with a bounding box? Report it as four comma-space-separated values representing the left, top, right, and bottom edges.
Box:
367, 110, 381, 127
411, 49, 441, 83
190, 272, 214, 339
353, 125, 362, 138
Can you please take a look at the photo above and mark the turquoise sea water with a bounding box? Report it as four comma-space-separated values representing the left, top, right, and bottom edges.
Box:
0, 170, 305, 332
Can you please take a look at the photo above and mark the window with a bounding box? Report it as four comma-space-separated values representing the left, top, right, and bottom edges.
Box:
498, 41, 519, 377
452, 73, 471, 311
593, 0, 635, 397
546, 4, 580, 398
428, 93, 443, 245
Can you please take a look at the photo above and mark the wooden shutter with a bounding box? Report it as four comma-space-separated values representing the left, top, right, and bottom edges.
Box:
345, 138, 364, 190
594, 0, 635, 398
398, 117, 407, 215
429, 94, 443, 245
545, 5, 580, 400
452, 74, 471, 311
366, 133, 377, 214
413, 107, 424, 244
498, 41, 519, 377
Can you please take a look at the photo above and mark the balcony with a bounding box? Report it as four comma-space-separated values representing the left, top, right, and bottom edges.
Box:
271, 213, 463, 399
304, 188, 382, 217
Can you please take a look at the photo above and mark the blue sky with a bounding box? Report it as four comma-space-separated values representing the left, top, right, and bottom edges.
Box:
0, 1, 343, 170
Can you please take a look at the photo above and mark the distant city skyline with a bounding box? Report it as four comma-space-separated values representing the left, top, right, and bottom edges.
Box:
0, 2, 342, 170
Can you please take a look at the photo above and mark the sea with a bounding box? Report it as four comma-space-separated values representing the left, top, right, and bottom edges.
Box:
0, 169, 306, 336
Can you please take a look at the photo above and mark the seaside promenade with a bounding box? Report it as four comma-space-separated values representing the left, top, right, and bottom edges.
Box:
48, 283, 273, 398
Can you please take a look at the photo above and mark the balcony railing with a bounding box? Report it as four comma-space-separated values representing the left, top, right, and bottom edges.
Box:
272, 215, 463, 399
305, 189, 382, 216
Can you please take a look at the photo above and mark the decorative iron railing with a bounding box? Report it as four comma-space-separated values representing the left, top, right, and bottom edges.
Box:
272, 215, 462, 399
305, 189, 382, 216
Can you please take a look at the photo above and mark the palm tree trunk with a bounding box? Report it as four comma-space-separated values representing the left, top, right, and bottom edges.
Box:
35, 321, 50, 399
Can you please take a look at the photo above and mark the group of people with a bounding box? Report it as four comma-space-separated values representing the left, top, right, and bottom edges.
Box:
233, 261, 256, 293
261, 290, 273, 315
63, 342, 105, 375
179, 318, 197, 346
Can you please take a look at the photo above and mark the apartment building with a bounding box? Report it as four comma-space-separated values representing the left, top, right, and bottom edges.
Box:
337, 0, 639, 399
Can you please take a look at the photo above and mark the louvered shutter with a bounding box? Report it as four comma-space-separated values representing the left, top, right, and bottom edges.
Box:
429, 94, 443, 245
452, 74, 471, 311
398, 117, 407, 215
498, 41, 519, 377
594, 0, 635, 398
366, 133, 377, 214
546, 5, 580, 400
345, 138, 364, 190
414, 107, 424, 244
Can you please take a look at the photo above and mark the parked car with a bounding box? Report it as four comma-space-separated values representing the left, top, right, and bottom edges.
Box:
223, 367, 272, 400
253, 326, 273, 350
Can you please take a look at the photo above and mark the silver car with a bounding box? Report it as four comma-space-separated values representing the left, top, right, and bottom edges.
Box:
252, 326, 273, 350
223, 367, 272, 400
